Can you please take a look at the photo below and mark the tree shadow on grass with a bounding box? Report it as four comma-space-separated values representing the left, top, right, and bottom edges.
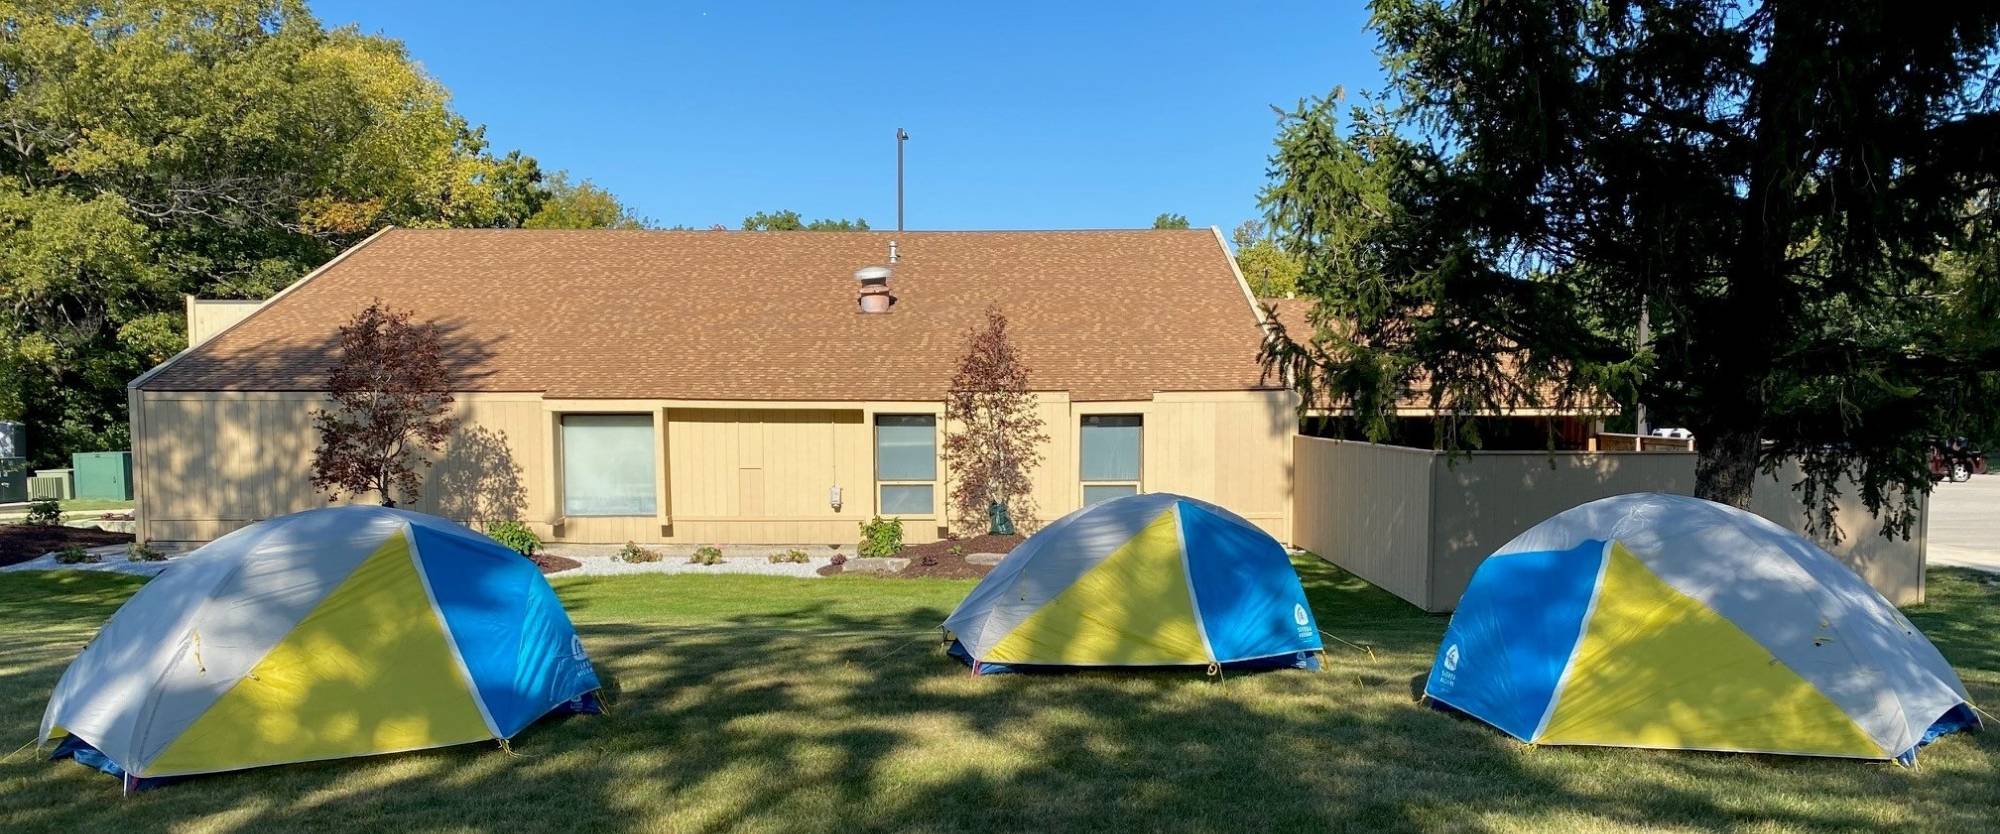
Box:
0, 563, 1995, 833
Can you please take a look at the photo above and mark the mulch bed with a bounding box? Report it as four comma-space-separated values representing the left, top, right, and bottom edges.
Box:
533, 552, 583, 575
0, 524, 135, 568
817, 533, 1024, 580
899, 533, 1023, 579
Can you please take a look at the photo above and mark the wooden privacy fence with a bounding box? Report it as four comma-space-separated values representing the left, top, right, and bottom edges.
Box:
1291, 437, 1927, 612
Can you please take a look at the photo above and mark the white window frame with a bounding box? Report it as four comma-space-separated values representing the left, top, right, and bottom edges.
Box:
874, 414, 938, 518
559, 413, 659, 518
1079, 414, 1142, 503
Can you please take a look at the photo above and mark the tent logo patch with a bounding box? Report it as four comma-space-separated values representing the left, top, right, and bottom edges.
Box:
1293, 603, 1309, 626
1433, 643, 1461, 691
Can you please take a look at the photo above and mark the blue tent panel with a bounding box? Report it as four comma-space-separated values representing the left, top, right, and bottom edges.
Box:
410, 522, 602, 737
1177, 501, 1323, 663
1425, 540, 1605, 741
49, 736, 181, 791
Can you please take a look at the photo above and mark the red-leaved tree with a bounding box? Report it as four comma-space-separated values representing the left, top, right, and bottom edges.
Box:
944, 307, 1048, 535
310, 301, 458, 507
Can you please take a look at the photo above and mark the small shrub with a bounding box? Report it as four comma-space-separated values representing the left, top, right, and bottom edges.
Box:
689, 545, 724, 566
54, 545, 98, 565
486, 520, 541, 557
858, 515, 905, 558
618, 541, 664, 563
25, 498, 61, 526
127, 542, 167, 563
768, 549, 811, 564
830, 552, 848, 567
924, 543, 961, 569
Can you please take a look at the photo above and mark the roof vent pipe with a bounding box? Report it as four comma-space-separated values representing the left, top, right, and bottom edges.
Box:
889, 239, 899, 264
856, 266, 894, 313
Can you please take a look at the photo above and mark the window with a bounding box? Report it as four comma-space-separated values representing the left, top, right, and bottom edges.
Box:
1083, 484, 1139, 505
562, 414, 656, 517
875, 414, 936, 515
1080, 414, 1142, 505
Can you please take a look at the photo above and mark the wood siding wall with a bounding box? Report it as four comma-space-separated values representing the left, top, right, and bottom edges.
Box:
1291, 439, 1435, 606
133, 391, 547, 542
658, 408, 875, 545
133, 389, 1299, 547
184, 298, 264, 347
1292, 438, 1927, 611
1141, 392, 1295, 540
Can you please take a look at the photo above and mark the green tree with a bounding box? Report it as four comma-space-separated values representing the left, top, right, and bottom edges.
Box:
1151, 212, 1191, 230
1260, 2, 2000, 535
524, 172, 648, 229
741, 210, 869, 231
1231, 220, 1304, 298
0, 0, 639, 467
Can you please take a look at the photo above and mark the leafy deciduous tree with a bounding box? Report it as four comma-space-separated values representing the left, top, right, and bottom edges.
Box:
1232, 219, 1304, 298
310, 301, 458, 508
1260, 1, 2000, 536
741, 210, 869, 231
0, 0, 640, 467
944, 308, 1049, 536
1151, 212, 1192, 230
524, 172, 648, 230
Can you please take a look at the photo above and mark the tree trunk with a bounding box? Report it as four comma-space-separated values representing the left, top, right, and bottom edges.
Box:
1694, 427, 1761, 509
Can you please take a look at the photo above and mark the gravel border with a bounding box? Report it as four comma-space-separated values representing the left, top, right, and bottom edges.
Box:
544, 544, 855, 578
1, 543, 180, 576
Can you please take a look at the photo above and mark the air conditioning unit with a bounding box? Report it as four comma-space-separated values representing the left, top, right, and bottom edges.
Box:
30, 468, 73, 500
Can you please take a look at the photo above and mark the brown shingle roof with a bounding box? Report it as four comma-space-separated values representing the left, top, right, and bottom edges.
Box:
142, 229, 1275, 401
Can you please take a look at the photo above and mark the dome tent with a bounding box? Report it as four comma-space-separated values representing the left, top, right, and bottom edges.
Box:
1425, 493, 1978, 763
944, 492, 1323, 674
41, 506, 601, 789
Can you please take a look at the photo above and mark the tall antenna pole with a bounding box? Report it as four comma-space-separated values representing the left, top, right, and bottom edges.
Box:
1634, 294, 1651, 446
896, 128, 909, 232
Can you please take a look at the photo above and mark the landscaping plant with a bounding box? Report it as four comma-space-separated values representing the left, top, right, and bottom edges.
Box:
688, 546, 724, 566
943, 307, 1048, 536
620, 542, 664, 563
486, 520, 542, 557
24, 498, 61, 526
54, 544, 97, 564
126, 542, 166, 563
858, 516, 904, 558
768, 549, 811, 564
309, 301, 459, 508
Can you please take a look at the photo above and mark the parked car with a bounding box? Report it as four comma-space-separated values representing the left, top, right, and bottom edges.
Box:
1928, 437, 1988, 483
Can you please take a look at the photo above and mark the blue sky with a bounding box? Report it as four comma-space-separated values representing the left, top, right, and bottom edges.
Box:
311, 2, 1382, 231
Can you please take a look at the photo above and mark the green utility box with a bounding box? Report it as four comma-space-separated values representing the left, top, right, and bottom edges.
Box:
0, 458, 24, 503
70, 451, 133, 501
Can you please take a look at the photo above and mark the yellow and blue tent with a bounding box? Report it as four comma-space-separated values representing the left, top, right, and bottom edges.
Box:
1426, 493, 1978, 763
943, 493, 1323, 674
40, 506, 600, 789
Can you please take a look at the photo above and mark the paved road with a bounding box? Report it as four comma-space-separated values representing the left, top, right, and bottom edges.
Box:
1930, 472, 2000, 573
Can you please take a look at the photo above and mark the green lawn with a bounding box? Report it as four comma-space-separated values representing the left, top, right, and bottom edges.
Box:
0, 498, 133, 521
0, 560, 1994, 833
52, 499, 134, 514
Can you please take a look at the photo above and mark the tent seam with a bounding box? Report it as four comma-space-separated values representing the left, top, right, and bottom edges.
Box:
406, 526, 503, 739
1172, 503, 1218, 664
1530, 539, 1613, 742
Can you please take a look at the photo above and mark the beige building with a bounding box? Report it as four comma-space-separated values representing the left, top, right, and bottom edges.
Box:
130, 227, 1297, 546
